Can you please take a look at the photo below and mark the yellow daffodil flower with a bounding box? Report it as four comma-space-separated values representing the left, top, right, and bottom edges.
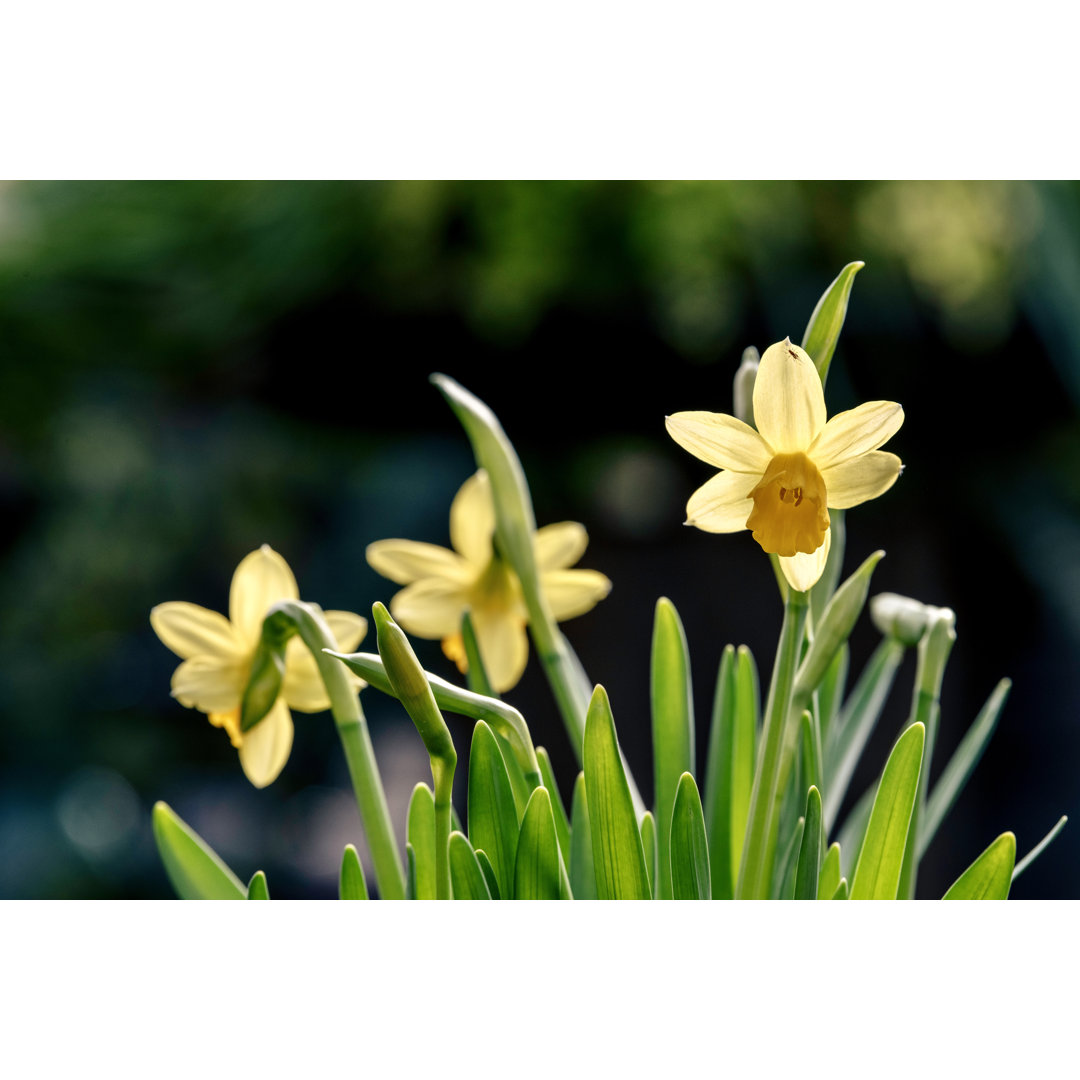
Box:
366, 470, 611, 693
150, 545, 367, 788
666, 338, 904, 592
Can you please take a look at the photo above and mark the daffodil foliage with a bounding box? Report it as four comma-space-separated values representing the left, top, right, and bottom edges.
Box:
149, 264, 1065, 900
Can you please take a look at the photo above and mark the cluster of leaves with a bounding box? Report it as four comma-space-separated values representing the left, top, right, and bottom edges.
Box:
152, 266, 1065, 899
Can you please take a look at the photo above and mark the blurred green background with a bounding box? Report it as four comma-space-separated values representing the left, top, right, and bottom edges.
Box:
2, 180, 1077, 899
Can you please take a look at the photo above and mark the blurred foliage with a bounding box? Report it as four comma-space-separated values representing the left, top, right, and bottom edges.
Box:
1, 181, 1078, 898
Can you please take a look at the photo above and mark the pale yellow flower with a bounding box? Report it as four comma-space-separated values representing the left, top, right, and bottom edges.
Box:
666, 339, 904, 592
150, 545, 367, 788
366, 470, 611, 693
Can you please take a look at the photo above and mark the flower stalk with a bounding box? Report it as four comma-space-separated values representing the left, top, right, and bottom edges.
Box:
259, 598, 406, 900
735, 586, 810, 899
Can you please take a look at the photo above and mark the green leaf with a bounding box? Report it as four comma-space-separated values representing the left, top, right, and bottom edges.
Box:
246, 871, 269, 900
823, 638, 906, 831
849, 723, 925, 900
461, 609, 497, 698
405, 843, 417, 901
800, 711, 822, 797
152, 801, 246, 901
569, 773, 597, 901
800, 260, 864, 386
920, 678, 1010, 857
514, 787, 564, 900
584, 685, 651, 900
474, 849, 502, 900
776, 817, 805, 901
407, 783, 437, 901
537, 746, 572, 872
943, 833, 1016, 899
704, 644, 757, 901
339, 843, 369, 900
793, 786, 823, 900
793, 550, 883, 707
670, 773, 711, 900
467, 720, 519, 902
832, 879, 848, 900
650, 597, 695, 900
639, 811, 657, 899
817, 842, 842, 901
1013, 816, 1068, 882
815, 642, 848, 752
836, 783, 875, 882
449, 832, 493, 899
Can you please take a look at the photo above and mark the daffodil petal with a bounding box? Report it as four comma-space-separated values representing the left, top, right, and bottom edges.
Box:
541, 569, 612, 621
685, 470, 758, 533
535, 521, 589, 571
280, 610, 367, 713
471, 608, 529, 693
778, 526, 832, 593
665, 412, 772, 473
389, 579, 468, 638
450, 470, 495, 567
150, 602, 244, 661
753, 340, 827, 453
229, 545, 300, 648
366, 539, 474, 586
238, 697, 294, 789
821, 451, 903, 509
170, 655, 245, 711
809, 402, 904, 469
323, 610, 367, 653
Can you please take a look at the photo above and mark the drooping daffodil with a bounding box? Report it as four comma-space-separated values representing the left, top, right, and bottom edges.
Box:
366, 470, 611, 693
666, 338, 904, 592
150, 545, 367, 788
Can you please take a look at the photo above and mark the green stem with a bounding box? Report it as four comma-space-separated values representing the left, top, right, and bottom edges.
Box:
735, 588, 810, 900
275, 600, 407, 901
431, 758, 454, 900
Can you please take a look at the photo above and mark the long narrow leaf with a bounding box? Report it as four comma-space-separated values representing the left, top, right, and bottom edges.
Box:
467, 720, 519, 902
474, 850, 502, 900
584, 685, 650, 900
151, 801, 246, 901
1013, 816, 1068, 882
569, 773, 597, 901
776, 817, 805, 901
407, 783, 437, 901
537, 746, 572, 871
817, 842, 842, 901
246, 871, 269, 900
640, 811, 657, 900
449, 832, 493, 899
836, 783, 875, 882
339, 843, 369, 900
943, 833, 1016, 899
794, 787, 823, 900
920, 678, 1010, 857
670, 773, 711, 900
823, 638, 905, 831
849, 723, 925, 900
650, 598, 695, 900
514, 788, 564, 900
800, 260, 864, 386
704, 645, 737, 899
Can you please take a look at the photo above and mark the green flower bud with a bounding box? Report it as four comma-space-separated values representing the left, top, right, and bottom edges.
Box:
733, 346, 760, 427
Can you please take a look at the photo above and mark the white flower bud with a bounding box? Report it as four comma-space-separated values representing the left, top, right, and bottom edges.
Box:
870, 592, 932, 646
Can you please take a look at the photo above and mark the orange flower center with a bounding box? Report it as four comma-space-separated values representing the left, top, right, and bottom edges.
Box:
746, 452, 830, 558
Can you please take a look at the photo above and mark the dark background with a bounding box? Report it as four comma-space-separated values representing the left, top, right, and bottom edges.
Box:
1, 180, 1077, 899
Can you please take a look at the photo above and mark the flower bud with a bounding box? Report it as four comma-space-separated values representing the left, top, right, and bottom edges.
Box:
733, 346, 760, 427
870, 592, 932, 647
